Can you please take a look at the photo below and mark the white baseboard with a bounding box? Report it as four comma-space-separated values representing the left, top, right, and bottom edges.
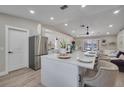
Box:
0, 71, 8, 77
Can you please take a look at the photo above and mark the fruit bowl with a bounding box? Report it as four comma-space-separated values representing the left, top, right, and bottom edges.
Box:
57, 53, 71, 59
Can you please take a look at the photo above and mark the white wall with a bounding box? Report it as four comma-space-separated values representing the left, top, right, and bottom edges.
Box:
117, 29, 124, 51
0, 13, 41, 74
0, 13, 73, 75
75, 35, 117, 51
42, 28, 73, 49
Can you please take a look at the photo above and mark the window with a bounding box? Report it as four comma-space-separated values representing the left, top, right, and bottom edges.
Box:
83, 39, 99, 51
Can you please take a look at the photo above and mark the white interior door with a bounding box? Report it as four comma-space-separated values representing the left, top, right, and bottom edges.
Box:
8, 28, 28, 72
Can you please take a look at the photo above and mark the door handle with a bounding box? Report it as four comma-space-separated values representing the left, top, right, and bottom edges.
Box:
8, 51, 13, 54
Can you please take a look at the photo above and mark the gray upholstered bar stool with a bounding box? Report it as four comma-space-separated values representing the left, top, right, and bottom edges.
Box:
82, 60, 119, 87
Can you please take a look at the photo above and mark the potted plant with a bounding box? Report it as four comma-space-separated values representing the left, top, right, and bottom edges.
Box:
71, 41, 75, 51
59, 39, 67, 54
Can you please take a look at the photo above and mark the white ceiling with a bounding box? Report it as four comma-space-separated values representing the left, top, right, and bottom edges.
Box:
0, 5, 124, 37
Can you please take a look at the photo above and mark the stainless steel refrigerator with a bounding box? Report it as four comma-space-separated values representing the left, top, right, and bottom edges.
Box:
29, 35, 48, 70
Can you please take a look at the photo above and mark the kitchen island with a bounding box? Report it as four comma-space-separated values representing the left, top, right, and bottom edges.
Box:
41, 51, 96, 87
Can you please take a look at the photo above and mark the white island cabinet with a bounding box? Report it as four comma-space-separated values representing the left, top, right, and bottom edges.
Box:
41, 51, 96, 87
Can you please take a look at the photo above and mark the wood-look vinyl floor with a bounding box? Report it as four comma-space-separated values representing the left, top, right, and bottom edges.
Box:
0, 68, 124, 87
115, 72, 124, 87
0, 68, 43, 87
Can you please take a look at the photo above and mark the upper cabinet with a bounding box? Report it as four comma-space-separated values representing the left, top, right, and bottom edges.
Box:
117, 30, 124, 51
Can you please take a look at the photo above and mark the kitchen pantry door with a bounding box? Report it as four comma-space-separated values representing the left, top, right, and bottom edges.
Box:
8, 27, 29, 72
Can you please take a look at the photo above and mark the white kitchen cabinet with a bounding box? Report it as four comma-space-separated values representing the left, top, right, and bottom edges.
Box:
41, 51, 96, 87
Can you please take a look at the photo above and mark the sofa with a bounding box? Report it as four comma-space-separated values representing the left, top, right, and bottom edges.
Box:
99, 50, 124, 72
111, 51, 124, 72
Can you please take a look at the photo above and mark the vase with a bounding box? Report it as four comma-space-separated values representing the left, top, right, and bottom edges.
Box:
59, 48, 66, 54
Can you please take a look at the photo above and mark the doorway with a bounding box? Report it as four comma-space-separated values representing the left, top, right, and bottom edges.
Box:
5, 25, 29, 72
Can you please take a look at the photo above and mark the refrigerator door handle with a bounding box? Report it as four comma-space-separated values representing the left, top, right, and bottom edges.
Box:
38, 35, 42, 55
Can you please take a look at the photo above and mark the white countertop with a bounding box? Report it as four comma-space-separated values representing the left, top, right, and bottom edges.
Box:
41, 51, 96, 69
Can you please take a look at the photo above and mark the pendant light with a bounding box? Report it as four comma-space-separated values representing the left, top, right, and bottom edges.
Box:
81, 25, 90, 35
86, 26, 89, 35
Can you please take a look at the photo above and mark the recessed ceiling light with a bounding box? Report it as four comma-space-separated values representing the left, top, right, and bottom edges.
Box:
29, 10, 35, 14
72, 30, 75, 33
106, 32, 110, 35
91, 31, 94, 34
50, 17, 54, 20
109, 24, 113, 28
64, 24, 68, 26
81, 5, 87, 8
113, 10, 120, 14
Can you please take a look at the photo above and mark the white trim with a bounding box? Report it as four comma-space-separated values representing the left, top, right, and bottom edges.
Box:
0, 71, 8, 77
5, 25, 29, 74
